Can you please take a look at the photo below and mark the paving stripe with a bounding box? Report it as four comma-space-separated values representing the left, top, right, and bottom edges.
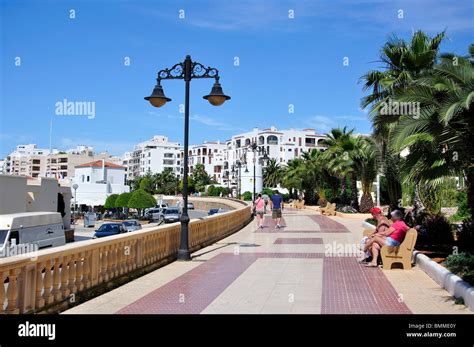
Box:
274, 238, 324, 244
321, 257, 411, 314
117, 252, 323, 314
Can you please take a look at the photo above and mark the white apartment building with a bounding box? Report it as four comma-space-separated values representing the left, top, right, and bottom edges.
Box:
71, 160, 130, 207
187, 141, 227, 184
122, 136, 183, 181
225, 127, 327, 194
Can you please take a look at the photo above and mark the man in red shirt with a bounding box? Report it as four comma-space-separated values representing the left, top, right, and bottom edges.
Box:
365, 210, 408, 268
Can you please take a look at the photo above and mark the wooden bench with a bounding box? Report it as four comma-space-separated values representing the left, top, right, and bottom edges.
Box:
362, 227, 417, 270
321, 202, 336, 216
294, 199, 305, 209
381, 228, 417, 270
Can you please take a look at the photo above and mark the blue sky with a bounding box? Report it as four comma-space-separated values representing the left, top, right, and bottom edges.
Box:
0, 0, 472, 157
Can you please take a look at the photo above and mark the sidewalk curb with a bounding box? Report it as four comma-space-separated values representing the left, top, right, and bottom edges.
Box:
414, 251, 474, 312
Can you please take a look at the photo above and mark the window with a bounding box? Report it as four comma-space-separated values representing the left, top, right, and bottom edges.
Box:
236, 139, 241, 148
60, 165, 67, 170
245, 138, 251, 146
288, 148, 292, 152
299, 138, 302, 146
87, 176, 90, 182
164, 153, 173, 158
258, 136, 265, 145
32, 159, 40, 164
32, 166, 40, 171
163, 159, 174, 165
203, 148, 207, 155
305, 138, 316, 147
214, 149, 217, 153
81, 175, 85, 182
208, 157, 211, 164
293, 137, 296, 142
267, 135, 278, 145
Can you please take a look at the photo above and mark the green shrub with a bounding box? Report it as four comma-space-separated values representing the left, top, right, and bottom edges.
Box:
457, 220, 474, 253
261, 187, 274, 196
451, 192, 470, 222
415, 212, 454, 246
104, 194, 119, 209
115, 192, 132, 208
444, 253, 474, 286
242, 191, 252, 201
128, 189, 156, 210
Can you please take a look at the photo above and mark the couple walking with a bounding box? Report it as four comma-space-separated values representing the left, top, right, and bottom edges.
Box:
254, 190, 284, 229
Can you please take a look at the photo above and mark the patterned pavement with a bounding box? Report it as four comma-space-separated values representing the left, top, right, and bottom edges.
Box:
64, 207, 472, 315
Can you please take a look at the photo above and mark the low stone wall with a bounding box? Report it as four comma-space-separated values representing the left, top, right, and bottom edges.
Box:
163, 197, 246, 211
414, 252, 474, 312
0, 198, 252, 314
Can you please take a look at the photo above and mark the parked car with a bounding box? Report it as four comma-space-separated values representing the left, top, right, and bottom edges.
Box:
122, 219, 142, 232
208, 208, 227, 216
93, 222, 126, 238
163, 207, 180, 224
187, 202, 195, 210
0, 212, 66, 257
145, 207, 166, 222
156, 203, 168, 209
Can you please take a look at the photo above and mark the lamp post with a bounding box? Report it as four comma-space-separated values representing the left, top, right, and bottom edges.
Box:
72, 183, 78, 224
245, 142, 270, 201
145, 55, 230, 261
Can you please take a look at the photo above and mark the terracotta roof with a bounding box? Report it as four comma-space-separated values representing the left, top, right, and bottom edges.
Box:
76, 160, 125, 169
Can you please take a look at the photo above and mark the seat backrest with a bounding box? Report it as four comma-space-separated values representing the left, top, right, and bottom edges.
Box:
400, 228, 417, 250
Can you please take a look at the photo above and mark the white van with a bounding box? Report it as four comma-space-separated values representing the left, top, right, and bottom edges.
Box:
0, 212, 66, 257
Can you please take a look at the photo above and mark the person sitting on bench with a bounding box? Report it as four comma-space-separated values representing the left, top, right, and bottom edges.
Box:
365, 210, 408, 268
358, 207, 390, 264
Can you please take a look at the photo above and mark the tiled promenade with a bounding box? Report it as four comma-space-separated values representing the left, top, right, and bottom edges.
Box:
64, 208, 472, 314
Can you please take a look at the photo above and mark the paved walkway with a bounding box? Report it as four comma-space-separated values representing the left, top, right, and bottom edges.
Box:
64, 208, 472, 314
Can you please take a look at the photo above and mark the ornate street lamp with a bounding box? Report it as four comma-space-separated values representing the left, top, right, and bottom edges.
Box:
145, 55, 230, 261
245, 142, 270, 202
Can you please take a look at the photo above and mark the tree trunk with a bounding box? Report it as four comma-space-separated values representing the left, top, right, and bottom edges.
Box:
359, 192, 374, 213
350, 172, 359, 211
413, 183, 426, 217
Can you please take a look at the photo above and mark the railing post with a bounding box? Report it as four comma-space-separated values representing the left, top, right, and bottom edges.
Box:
90, 249, 100, 286
18, 263, 36, 313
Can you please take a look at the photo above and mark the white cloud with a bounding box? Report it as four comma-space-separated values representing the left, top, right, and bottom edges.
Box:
190, 114, 243, 132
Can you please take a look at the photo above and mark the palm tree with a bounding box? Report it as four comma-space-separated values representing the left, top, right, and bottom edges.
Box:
282, 158, 305, 199
300, 149, 325, 204
322, 127, 358, 208
389, 45, 474, 217
263, 159, 283, 188
361, 30, 447, 211
353, 137, 379, 212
